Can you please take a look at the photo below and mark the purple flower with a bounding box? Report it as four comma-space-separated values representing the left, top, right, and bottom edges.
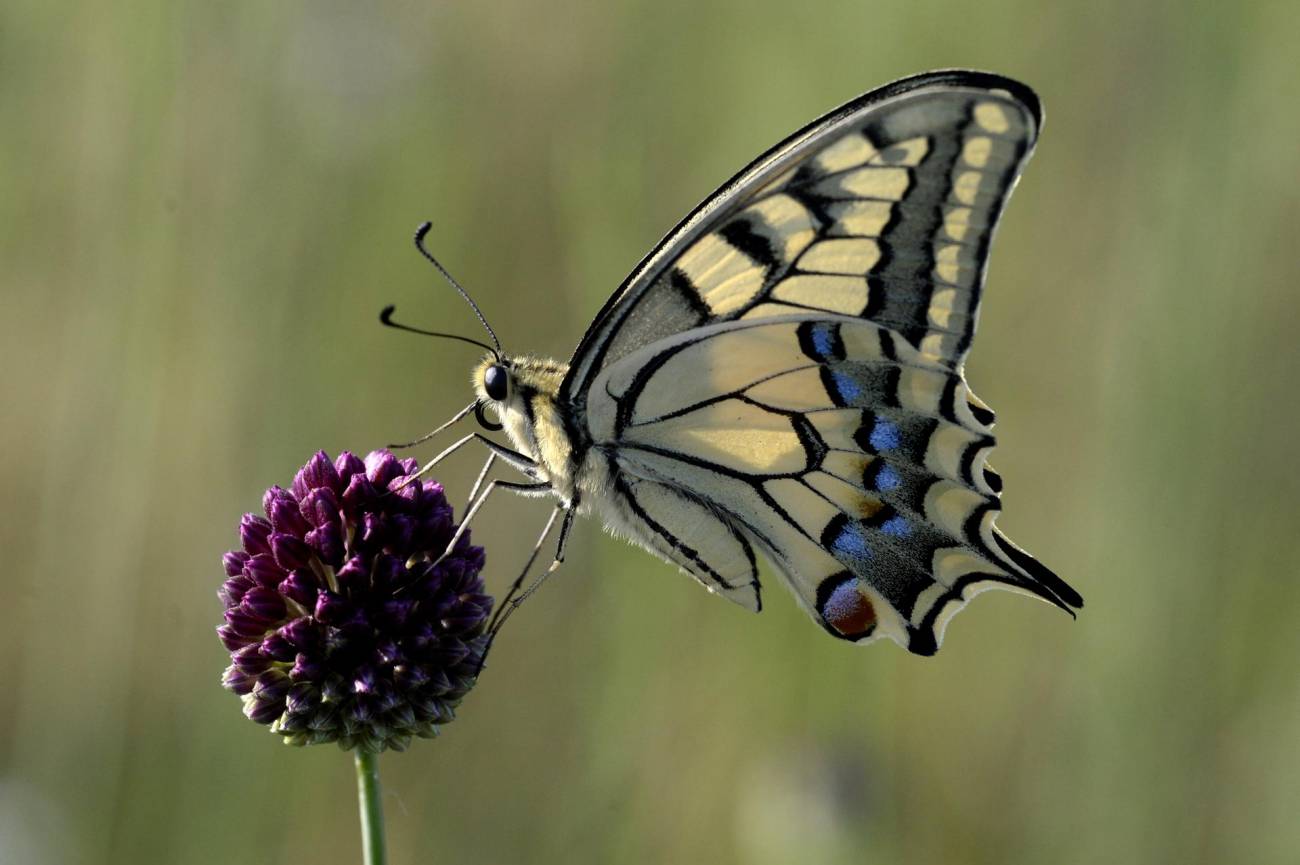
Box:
218, 450, 492, 752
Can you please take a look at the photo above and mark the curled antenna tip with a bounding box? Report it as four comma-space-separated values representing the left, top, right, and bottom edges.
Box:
376, 303, 500, 358
414, 221, 433, 243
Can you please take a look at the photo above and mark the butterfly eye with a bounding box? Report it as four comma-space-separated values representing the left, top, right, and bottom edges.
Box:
484, 364, 509, 401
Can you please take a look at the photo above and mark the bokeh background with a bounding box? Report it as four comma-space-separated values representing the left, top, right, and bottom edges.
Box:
3, 1, 1297, 863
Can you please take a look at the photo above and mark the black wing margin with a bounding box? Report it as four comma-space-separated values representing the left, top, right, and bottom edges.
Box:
562, 70, 1041, 418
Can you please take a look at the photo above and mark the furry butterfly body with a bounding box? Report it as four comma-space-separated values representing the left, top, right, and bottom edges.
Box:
447, 71, 1082, 655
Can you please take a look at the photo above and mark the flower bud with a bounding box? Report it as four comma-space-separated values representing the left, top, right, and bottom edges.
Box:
218, 449, 491, 751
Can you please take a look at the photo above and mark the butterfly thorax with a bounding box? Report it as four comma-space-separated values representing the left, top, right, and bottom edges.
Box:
473, 354, 579, 502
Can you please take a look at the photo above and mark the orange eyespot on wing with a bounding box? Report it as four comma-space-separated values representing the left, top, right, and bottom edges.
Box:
818, 574, 878, 639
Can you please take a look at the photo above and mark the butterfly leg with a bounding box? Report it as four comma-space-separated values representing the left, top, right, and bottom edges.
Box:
433, 474, 551, 567
388, 399, 478, 449
403, 429, 540, 489
486, 505, 563, 636
475, 505, 565, 674
431, 432, 554, 560
464, 452, 497, 514
552, 507, 575, 564
403, 431, 478, 487
487, 506, 572, 639
471, 433, 543, 481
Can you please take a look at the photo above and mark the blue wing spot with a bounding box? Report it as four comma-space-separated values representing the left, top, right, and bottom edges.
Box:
832, 371, 862, 403
875, 465, 901, 492
831, 521, 872, 564
812, 324, 837, 359
869, 419, 901, 452
881, 515, 911, 538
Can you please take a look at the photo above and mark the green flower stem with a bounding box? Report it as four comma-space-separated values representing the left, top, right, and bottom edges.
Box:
354, 750, 387, 865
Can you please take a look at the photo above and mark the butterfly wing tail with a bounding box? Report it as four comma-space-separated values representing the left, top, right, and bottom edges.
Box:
988, 527, 1083, 614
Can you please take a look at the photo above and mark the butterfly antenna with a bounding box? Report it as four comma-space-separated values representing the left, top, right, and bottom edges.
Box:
378, 306, 499, 359
413, 221, 502, 355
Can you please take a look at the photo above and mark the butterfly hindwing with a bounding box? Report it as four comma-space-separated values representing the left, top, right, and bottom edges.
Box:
585, 316, 1078, 653
608, 473, 762, 611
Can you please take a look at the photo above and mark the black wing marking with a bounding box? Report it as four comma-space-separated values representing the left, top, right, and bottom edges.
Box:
587, 316, 1080, 654
562, 70, 1041, 429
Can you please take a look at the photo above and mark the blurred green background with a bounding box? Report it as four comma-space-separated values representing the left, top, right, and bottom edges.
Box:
3, 1, 1297, 863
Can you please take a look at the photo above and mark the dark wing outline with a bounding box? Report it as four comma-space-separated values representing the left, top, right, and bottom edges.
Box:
559, 70, 1041, 421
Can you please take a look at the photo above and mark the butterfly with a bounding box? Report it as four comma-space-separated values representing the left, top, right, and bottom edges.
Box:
384, 70, 1083, 656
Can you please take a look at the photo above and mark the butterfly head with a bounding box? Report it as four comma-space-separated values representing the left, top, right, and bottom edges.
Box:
471, 354, 567, 425
471, 353, 572, 494
383, 222, 572, 482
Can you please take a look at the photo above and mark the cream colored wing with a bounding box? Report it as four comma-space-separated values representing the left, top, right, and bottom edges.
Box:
559, 71, 1081, 653
598, 472, 763, 612
563, 70, 1042, 423
584, 316, 1080, 654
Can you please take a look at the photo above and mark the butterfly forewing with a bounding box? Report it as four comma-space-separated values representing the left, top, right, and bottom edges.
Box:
563, 71, 1043, 415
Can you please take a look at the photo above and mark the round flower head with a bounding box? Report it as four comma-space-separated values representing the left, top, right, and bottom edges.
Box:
218, 450, 492, 752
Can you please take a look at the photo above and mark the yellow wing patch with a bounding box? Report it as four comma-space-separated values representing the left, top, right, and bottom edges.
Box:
773, 275, 869, 313
797, 238, 882, 275
632, 400, 808, 475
